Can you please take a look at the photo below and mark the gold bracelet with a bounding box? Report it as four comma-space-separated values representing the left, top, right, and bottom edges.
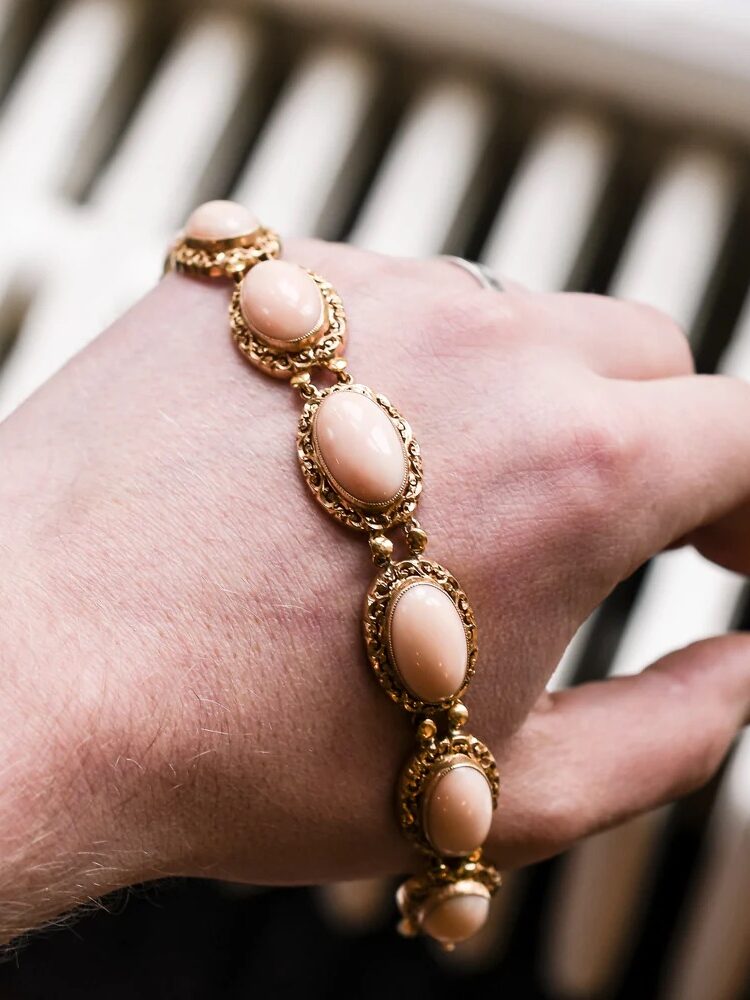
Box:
166, 200, 502, 949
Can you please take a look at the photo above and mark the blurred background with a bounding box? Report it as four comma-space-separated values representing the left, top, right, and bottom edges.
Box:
0, 0, 749, 997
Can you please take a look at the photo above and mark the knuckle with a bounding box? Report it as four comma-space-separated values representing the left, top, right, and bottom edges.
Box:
447, 287, 526, 342
416, 287, 532, 365
624, 299, 695, 373
552, 405, 643, 530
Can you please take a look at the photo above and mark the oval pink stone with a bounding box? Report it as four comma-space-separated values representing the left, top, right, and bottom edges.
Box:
185, 200, 260, 241
424, 761, 493, 857
240, 260, 324, 346
421, 889, 490, 944
314, 390, 407, 507
389, 582, 468, 702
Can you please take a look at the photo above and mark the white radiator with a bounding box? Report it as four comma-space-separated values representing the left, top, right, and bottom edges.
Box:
0, 2, 748, 996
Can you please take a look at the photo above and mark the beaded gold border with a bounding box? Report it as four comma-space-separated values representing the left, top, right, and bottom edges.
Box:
165, 227, 282, 280
399, 731, 499, 857
363, 558, 477, 712
297, 384, 422, 531
231, 271, 347, 379
396, 858, 502, 940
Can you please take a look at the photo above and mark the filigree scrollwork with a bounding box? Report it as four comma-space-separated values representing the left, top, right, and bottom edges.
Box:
297, 384, 422, 530
363, 558, 477, 712
231, 270, 346, 378
398, 730, 499, 855
165, 227, 282, 280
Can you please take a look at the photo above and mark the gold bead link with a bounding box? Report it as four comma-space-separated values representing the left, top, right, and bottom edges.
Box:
404, 516, 428, 555
369, 533, 394, 565
289, 372, 320, 401
447, 700, 469, 731
166, 203, 500, 948
326, 356, 353, 383
291, 358, 352, 403
417, 718, 437, 743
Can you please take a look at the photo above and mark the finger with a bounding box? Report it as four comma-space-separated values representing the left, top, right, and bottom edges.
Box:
287, 243, 695, 382
434, 257, 522, 293
493, 633, 750, 867
505, 291, 694, 381
614, 374, 750, 571
422, 277, 694, 381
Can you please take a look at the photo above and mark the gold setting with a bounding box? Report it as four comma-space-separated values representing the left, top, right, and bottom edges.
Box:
399, 731, 499, 856
363, 558, 477, 712
298, 383, 423, 530
396, 858, 502, 945
231, 271, 346, 378
166, 227, 281, 279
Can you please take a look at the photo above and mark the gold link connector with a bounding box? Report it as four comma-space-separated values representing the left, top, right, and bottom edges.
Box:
405, 517, 428, 555
290, 371, 319, 400
369, 533, 394, 565
447, 701, 469, 731
417, 718, 437, 743
326, 356, 353, 383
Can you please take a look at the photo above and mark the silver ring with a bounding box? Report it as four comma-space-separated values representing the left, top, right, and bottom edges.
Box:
440, 255, 504, 292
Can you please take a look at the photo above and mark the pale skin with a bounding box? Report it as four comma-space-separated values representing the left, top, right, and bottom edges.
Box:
1, 239, 750, 945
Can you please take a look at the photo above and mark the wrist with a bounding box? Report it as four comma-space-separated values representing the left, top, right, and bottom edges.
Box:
0, 530, 182, 941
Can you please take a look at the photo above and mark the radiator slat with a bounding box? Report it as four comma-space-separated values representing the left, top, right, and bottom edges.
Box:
661, 731, 750, 1000
0, 228, 158, 418
232, 43, 379, 238
481, 111, 614, 291
609, 148, 738, 329
91, 10, 263, 233
544, 146, 742, 998
0, 0, 141, 194
657, 301, 750, 1000
349, 75, 495, 255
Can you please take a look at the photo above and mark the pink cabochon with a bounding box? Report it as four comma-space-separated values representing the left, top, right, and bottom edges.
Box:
314, 390, 407, 506
389, 583, 468, 702
424, 763, 493, 857
421, 892, 490, 944
241, 260, 324, 345
185, 200, 260, 241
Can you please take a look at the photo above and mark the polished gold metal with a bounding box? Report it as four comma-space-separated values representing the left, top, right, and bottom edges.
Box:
396, 857, 502, 946
447, 700, 469, 730
417, 718, 437, 743
326, 357, 351, 379
404, 517, 429, 555
297, 383, 423, 531
398, 731, 499, 856
230, 270, 346, 379
165, 227, 281, 279
363, 558, 477, 712
369, 533, 394, 565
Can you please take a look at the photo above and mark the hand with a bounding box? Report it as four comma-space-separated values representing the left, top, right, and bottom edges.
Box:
1, 240, 749, 942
